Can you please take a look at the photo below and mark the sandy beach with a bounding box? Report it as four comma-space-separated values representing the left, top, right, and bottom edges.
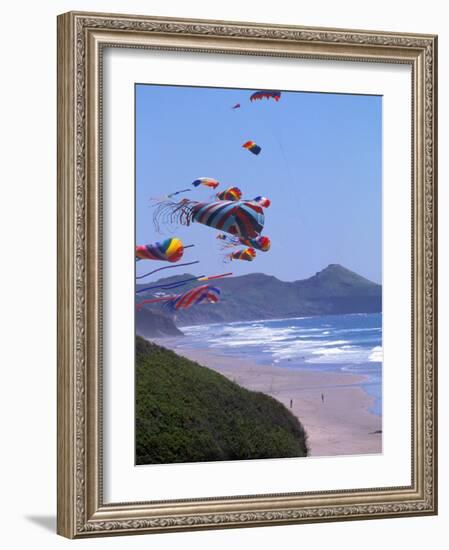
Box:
158, 341, 382, 457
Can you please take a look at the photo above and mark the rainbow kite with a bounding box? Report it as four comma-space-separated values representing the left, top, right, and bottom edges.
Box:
242, 140, 262, 155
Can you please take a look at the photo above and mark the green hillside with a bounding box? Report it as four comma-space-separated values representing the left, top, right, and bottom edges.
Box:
136, 337, 308, 464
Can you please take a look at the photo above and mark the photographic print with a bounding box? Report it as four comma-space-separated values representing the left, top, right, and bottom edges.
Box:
58, 12, 437, 537
135, 84, 382, 464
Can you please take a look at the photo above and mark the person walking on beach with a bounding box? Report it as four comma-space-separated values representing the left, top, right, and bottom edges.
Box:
290, 399, 293, 409
321, 393, 325, 404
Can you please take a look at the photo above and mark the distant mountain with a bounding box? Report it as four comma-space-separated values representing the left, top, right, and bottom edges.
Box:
135, 264, 381, 329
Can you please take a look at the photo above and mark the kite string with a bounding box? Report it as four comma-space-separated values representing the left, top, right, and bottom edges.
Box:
135, 260, 200, 280
199, 272, 233, 281
152, 200, 196, 234
136, 272, 233, 295
256, 103, 298, 198
136, 275, 204, 294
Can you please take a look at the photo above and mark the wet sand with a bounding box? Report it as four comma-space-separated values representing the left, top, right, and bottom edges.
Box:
157, 341, 382, 457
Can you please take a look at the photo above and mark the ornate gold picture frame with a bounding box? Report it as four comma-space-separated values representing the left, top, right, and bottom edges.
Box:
57, 11, 437, 538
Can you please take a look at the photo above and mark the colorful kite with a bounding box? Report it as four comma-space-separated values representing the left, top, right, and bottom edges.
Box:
226, 247, 256, 262
242, 235, 270, 251
135, 237, 185, 262
165, 177, 220, 199
253, 196, 271, 208
217, 233, 271, 252
192, 177, 219, 189
153, 199, 265, 239
242, 140, 262, 155
216, 187, 242, 201
250, 90, 281, 102
168, 284, 221, 311
137, 285, 221, 311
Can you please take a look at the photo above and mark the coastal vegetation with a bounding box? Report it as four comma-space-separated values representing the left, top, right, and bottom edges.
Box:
136, 336, 309, 464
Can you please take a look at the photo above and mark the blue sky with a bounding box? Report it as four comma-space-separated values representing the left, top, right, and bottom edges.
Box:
136, 84, 382, 283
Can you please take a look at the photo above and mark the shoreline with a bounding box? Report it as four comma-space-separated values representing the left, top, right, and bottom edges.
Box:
156, 339, 382, 457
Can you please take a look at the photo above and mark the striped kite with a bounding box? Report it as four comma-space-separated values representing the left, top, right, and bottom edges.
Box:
135, 237, 184, 262
216, 187, 242, 201
168, 284, 221, 311
217, 233, 271, 252
137, 284, 222, 312
153, 199, 265, 239
226, 247, 256, 262
253, 196, 271, 208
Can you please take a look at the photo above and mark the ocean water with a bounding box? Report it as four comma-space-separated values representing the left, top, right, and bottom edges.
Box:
177, 313, 382, 416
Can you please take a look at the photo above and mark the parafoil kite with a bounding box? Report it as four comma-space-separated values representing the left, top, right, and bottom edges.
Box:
192, 177, 219, 189
217, 233, 271, 252
239, 235, 271, 252
250, 90, 281, 102
135, 237, 184, 262
166, 177, 220, 199
216, 187, 242, 201
253, 196, 271, 208
226, 247, 256, 262
167, 284, 221, 311
153, 198, 265, 239
242, 140, 262, 155
136, 285, 220, 311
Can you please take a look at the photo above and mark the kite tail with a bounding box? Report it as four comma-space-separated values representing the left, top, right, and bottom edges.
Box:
167, 188, 191, 198
136, 275, 204, 294
219, 243, 238, 251
135, 260, 200, 280
152, 200, 197, 234
216, 233, 240, 250
136, 295, 175, 310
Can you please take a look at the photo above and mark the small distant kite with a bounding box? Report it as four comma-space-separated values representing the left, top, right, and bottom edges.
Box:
216, 187, 242, 201
215, 189, 270, 206
218, 234, 271, 252
239, 235, 271, 252
192, 177, 219, 189
253, 196, 271, 208
226, 247, 256, 262
242, 140, 262, 155
166, 177, 219, 199
232, 103, 241, 109
250, 90, 281, 102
